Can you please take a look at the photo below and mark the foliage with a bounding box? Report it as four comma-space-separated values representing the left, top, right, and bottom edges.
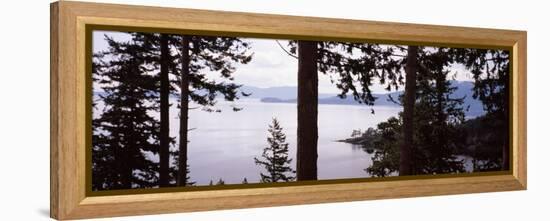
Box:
208, 178, 226, 185
452, 49, 510, 169
254, 118, 296, 182
364, 47, 471, 176
457, 116, 504, 171
92, 32, 253, 189
171, 35, 253, 112
412, 48, 466, 174
92, 36, 160, 190
287, 41, 404, 106
364, 117, 402, 177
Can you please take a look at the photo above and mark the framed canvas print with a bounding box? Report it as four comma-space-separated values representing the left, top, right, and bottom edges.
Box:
50, 1, 527, 220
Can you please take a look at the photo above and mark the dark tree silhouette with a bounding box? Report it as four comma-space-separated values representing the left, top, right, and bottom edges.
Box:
105, 33, 252, 187
413, 48, 466, 174
459, 116, 504, 171
296, 41, 319, 180
174, 35, 252, 186
92, 36, 160, 190
365, 47, 474, 176
255, 118, 296, 182
395, 47, 509, 174
286, 41, 403, 179
365, 117, 402, 177
159, 34, 171, 187
452, 49, 510, 170
110, 32, 179, 187
207, 178, 226, 185
399, 46, 418, 176
93, 32, 251, 189
177, 35, 190, 187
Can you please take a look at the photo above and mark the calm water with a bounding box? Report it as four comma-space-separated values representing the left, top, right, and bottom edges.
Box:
180, 99, 401, 185
94, 98, 474, 185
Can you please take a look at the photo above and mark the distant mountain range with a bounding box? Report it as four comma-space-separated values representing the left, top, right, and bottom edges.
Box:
241, 81, 485, 117
94, 81, 485, 117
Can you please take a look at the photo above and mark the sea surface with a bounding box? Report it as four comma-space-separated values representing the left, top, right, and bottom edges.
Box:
93, 98, 474, 185
182, 98, 400, 184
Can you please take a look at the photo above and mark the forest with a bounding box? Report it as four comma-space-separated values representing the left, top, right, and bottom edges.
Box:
91, 31, 509, 191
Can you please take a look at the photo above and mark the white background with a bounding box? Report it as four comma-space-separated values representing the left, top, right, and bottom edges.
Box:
0, 0, 547, 220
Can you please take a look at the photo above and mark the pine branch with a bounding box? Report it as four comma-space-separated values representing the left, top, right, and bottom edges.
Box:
276, 40, 298, 59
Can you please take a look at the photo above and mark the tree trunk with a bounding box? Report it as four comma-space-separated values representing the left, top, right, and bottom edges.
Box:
296, 41, 318, 181
121, 111, 134, 189
159, 34, 170, 187
120, 146, 132, 189
115, 140, 130, 189
177, 36, 190, 186
399, 46, 418, 176
435, 70, 446, 173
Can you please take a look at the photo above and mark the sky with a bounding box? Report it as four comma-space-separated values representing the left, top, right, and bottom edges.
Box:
93, 31, 475, 94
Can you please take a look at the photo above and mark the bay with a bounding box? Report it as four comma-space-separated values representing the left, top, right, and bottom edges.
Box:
182, 98, 400, 185
93, 97, 474, 186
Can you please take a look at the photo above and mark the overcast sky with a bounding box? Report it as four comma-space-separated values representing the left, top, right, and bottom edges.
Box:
93, 31, 474, 94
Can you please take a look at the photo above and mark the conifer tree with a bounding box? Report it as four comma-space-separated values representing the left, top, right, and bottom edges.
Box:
365, 117, 402, 177
286, 41, 404, 179
365, 47, 468, 176
392, 47, 508, 174
413, 48, 465, 174
92, 36, 160, 190
174, 35, 252, 186
112, 32, 178, 187
254, 118, 296, 182
452, 49, 509, 170
399, 46, 418, 175
159, 34, 171, 187
206, 179, 227, 186
109, 33, 252, 187
93, 32, 252, 189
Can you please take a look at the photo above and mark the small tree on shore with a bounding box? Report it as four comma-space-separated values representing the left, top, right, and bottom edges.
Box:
255, 118, 296, 183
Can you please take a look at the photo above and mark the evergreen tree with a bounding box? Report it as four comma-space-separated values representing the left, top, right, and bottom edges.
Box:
452, 49, 509, 170
365, 117, 402, 177
207, 179, 226, 186
174, 35, 252, 186
254, 118, 296, 182
159, 34, 171, 187
112, 32, 178, 187
399, 46, 418, 175
392, 47, 508, 174
92, 36, 160, 190
286, 41, 402, 180
413, 48, 465, 174
108, 33, 252, 187
366, 47, 468, 176
459, 116, 503, 171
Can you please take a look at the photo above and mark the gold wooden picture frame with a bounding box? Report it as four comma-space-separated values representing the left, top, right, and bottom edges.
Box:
50, 1, 527, 220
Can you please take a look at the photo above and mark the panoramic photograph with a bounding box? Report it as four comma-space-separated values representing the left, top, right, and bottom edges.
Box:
91, 30, 510, 191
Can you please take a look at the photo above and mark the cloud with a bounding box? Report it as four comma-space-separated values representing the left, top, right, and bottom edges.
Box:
93, 31, 476, 94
